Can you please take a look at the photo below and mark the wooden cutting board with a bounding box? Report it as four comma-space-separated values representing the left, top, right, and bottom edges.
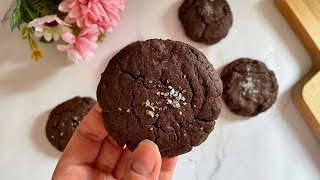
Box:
276, 0, 320, 141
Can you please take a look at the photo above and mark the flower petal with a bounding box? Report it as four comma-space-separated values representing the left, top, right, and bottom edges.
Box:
57, 44, 74, 51
54, 16, 71, 27
76, 17, 85, 28
58, 0, 125, 32
53, 32, 60, 41
80, 4, 89, 14
75, 43, 93, 61
59, 1, 72, 12
34, 31, 44, 38
67, 49, 83, 63
64, 16, 76, 24
28, 15, 57, 27
69, 6, 81, 18
78, 37, 98, 50
79, 0, 89, 5
79, 25, 100, 41
54, 25, 72, 34
44, 31, 53, 42
61, 32, 76, 44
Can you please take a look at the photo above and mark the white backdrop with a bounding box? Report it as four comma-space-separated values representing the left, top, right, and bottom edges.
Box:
0, 0, 319, 179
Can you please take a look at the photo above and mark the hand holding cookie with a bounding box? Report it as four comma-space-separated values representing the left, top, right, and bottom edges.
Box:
52, 105, 177, 180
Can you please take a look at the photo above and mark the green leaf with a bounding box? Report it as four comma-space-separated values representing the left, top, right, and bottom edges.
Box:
10, 0, 65, 31
22, 33, 28, 39
29, 36, 38, 50
47, 0, 62, 6
27, 0, 59, 17
21, 26, 28, 36
28, 27, 34, 33
10, 0, 23, 31
22, 0, 38, 20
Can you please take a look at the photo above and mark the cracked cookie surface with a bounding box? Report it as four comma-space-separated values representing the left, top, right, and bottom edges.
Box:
221, 58, 278, 116
97, 39, 222, 157
46, 97, 96, 151
179, 0, 233, 45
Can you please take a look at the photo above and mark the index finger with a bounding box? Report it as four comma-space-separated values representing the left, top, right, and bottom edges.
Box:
57, 104, 108, 166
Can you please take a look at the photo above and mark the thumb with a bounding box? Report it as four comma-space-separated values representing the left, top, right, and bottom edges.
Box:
122, 140, 162, 180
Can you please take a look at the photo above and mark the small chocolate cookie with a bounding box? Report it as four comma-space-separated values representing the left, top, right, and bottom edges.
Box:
179, 0, 233, 44
221, 58, 278, 116
97, 39, 223, 157
46, 97, 96, 151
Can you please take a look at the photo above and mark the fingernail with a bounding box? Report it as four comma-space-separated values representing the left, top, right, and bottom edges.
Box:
131, 140, 159, 176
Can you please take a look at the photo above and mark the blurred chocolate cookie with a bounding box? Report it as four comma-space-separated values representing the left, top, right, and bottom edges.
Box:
46, 96, 96, 151
221, 58, 278, 116
179, 0, 233, 44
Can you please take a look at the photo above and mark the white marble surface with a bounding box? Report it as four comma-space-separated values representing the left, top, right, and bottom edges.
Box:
0, 0, 320, 179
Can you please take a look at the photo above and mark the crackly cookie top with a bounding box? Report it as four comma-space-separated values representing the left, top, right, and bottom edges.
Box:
179, 0, 233, 44
97, 39, 222, 157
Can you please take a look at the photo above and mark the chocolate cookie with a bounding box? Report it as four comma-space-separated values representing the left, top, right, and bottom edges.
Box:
179, 0, 233, 45
46, 97, 96, 151
97, 39, 222, 157
221, 58, 278, 116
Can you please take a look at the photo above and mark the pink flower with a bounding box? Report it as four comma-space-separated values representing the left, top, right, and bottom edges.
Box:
59, 0, 125, 32
57, 25, 100, 63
